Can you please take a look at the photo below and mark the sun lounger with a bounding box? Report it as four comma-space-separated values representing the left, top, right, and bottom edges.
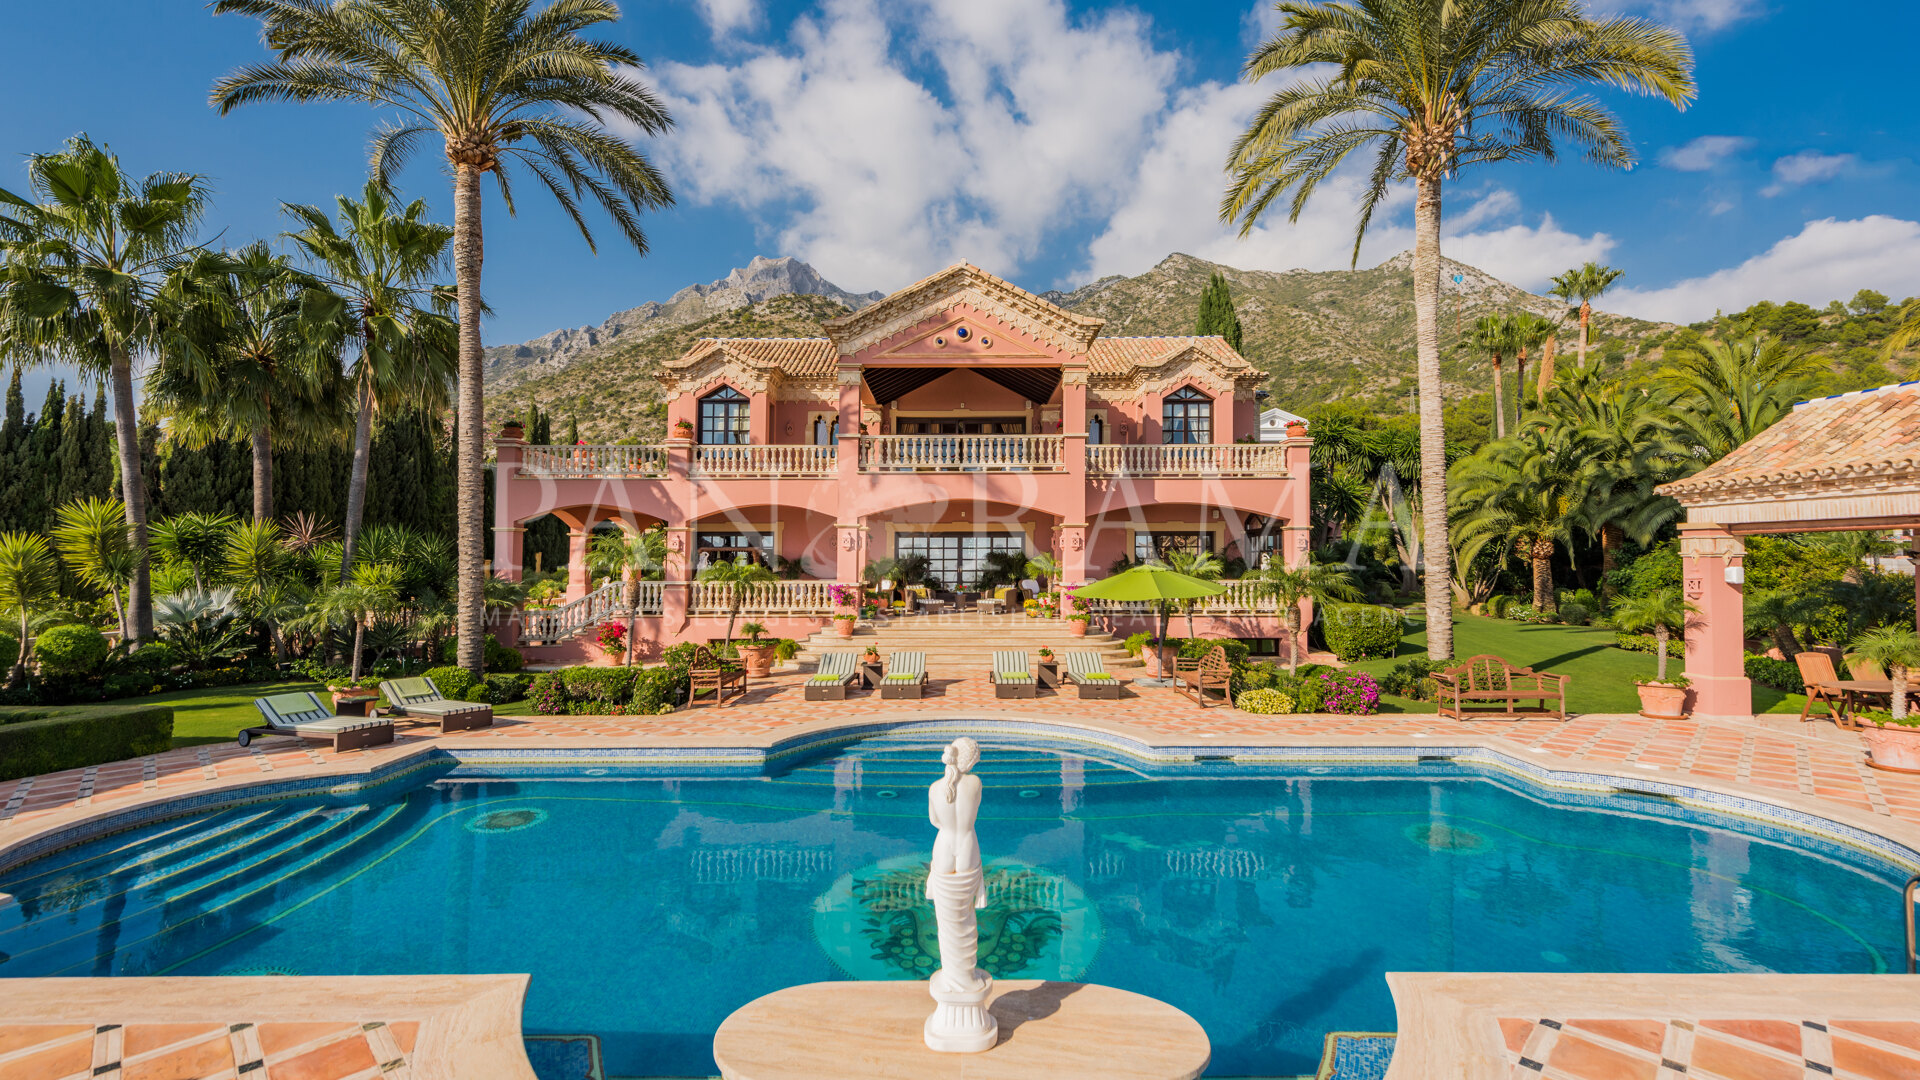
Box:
242, 691, 394, 752
1063, 651, 1125, 699
806, 651, 860, 701
881, 651, 927, 699
379, 677, 494, 732
992, 650, 1036, 699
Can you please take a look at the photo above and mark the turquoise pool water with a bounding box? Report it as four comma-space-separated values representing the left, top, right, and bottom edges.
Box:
0, 739, 1908, 1077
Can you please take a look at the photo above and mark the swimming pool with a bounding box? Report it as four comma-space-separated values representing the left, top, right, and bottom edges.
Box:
0, 737, 1908, 1077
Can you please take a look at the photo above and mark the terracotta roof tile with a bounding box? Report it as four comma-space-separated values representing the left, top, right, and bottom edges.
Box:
1658, 382, 1920, 502
667, 338, 837, 377
1088, 336, 1251, 375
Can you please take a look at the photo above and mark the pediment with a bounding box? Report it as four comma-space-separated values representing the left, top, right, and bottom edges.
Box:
825, 263, 1103, 359
866, 307, 1060, 365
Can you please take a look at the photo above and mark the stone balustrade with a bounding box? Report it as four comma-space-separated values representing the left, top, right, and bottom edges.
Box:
858, 434, 1065, 472
1086, 443, 1290, 477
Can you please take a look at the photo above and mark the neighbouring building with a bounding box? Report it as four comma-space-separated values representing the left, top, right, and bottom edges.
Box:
492, 263, 1312, 662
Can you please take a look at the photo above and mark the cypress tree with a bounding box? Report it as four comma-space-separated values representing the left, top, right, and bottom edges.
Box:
1194, 272, 1245, 354
0, 371, 24, 532
17, 380, 66, 533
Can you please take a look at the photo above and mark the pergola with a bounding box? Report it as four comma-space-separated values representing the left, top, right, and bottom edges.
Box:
1657, 382, 1920, 721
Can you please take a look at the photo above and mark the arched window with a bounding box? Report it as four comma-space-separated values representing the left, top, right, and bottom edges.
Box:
1088, 414, 1105, 445
699, 386, 749, 444
1162, 386, 1212, 444
811, 414, 838, 446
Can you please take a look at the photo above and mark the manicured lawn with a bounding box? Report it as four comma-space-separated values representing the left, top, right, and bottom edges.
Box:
156, 680, 534, 748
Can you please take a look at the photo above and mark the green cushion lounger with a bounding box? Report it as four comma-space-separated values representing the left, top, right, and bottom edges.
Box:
991, 650, 1036, 699
880, 651, 927, 700
242, 692, 395, 753
379, 676, 494, 732
1063, 651, 1126, 699
805, 651, 860, 701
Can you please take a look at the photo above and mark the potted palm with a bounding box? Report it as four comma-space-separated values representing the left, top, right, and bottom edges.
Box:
737, 621, 778, 677
1256, 561, 1360, 676
1613, 591, 1694, 719
1848, 626, 1920, 772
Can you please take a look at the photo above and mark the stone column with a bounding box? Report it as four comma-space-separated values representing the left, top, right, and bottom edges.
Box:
1681, 522, 1750, 723
564, 529, 591, 600
835, 523, 867, 587
493, 525, 525, 583
492, 428, 525, 582
662, 524, 695, 637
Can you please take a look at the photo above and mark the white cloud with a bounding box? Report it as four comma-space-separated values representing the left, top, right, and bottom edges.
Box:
1601, 0, 1763, 31
1658, 135, 1752, 172
1441, 215, 1618, 290
1608, 216, 1920, 322
642, 0, 1177, 291
1761, 150, 1857, 196
695, 0, 760, 38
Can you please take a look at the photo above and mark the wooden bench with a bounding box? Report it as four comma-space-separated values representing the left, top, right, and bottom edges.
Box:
689, 644, 747, 708
1433, 654, 1569, 720
1174, 645, 1232, 708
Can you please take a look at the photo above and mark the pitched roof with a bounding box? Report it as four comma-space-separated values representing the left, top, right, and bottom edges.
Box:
822, 262, 1104, 356
1088, 336, 1252, 376
663, 338, 837, 378
1658, 381, 1920, 504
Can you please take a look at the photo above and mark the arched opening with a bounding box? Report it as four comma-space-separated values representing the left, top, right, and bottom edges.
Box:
1162, 386, 1212, 444
699, 385, 750, 444
1088, 414, 1105, 444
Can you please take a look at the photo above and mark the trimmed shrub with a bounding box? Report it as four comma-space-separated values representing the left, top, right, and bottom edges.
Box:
1614, 632, 1658, 654
103, 673, 156, 699
631, 666, 687, 713
662, 642, 698, 668
123, 642, 181, 677
1322, 604, 1402, 662
561, 666, 638, 711
0, 703, 174, 781
35, 624, 110, 677
1745, 654, 1802, 692
1174, 637, 1252, 666
1379, 657, 1441, 701
1558, 602, 1592, 626
1234, 689, 1295, 715
422, 665, 481, 702
483, 673, 531, 704
1487, 595, 1515, 619
528, 671, 569, 715
484, 635, 524, 672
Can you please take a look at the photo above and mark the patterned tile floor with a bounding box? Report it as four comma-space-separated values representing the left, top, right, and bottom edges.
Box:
1497, 1016, 1920, 1080
0, 1019, 417, 1080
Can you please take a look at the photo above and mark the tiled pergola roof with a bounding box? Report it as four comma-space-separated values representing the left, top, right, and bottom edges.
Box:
1657, 381, 1920, 529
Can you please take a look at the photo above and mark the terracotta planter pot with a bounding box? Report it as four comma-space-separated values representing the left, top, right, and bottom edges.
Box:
1140, 651, 1166, 678
833, 619, 856, 639
1863, 722, 1920, 772
737, 643, 777, 677
1635, 681, 1688, 719
1067, 619, 1088, 637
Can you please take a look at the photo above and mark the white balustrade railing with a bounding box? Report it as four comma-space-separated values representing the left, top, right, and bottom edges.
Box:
518, 444, 670, 478
690, 579, 839, 614
519, 579, 648, 640
1083, 579, 1279, 616
1086, 443, 1289, 478
859, 434, 1064, 472
692, 443, 837, 477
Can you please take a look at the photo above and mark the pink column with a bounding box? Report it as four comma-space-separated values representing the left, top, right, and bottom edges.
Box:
492, 427, 525, 582
1680, 522, 1750, 723
835, 524, 867, 586
833, 365, 866, 588
564, 529, 591, 599
661, 435, 696, 638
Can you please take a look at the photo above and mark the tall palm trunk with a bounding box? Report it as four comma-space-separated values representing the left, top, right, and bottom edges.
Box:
1599, 521, 1624, 602
1895, 663, 1910, 723
1513, 346, 1528, 422
453, 164, 487, 676
1489, 356, 1506, 438
1577, 302, 1592, 368
251, 421, 273, 523
1412, 177, 1453, 661
1768, 622, 1800, 659
1286, 607, 1302, 677
1654, 626, 1670, 682
340, 372, 374, 578
1530, 537, 1555, 612
11, 606, 29, 686
1537, 334, 1556, 404
624, 576, 640, 667
108, 343, 153, 641
351, 617, 365, 681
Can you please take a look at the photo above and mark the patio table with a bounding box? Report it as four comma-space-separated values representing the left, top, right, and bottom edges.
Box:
1824, 679, 1920, 729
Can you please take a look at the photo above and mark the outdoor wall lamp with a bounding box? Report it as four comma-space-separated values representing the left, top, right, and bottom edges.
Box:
1724, 566, 1746, 585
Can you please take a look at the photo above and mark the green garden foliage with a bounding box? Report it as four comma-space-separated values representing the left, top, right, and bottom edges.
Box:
1193, 271, 1245, 353
1379, 657, 1442, 700
561, 666, 639, 710
1610, 542, 1681, 600
420, 665, 480, 702
0, 372, 117, 538
529, 663, 690, 715
1323, 603, 1403, 661
484, 635, 524, 672
34, 623, 110, 677
0, 703, 173, 781
1233, 689, 1294, 714
1743, 654, 1802, 692
482, 673, 531, 704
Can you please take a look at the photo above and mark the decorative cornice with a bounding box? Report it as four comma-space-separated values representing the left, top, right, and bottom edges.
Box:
823, 263, 1103, 357
1657, 460, 1920, 504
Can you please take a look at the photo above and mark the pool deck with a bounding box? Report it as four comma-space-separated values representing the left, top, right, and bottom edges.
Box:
2, 671, 1917, 1080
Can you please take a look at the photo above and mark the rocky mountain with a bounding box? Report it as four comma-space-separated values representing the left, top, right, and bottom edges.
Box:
485, 251, 1669, 440
483, 255, 883, 392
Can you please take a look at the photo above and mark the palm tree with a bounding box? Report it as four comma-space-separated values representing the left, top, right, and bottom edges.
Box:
315, 561, 405, 681
0, 135, 215, 642
224, 519, 302, 660
1257, 561, 1359, 675
213, 0, 677, 677
1469, 315, 1513, 438
699, 559, 776, 647
148, 243, 347, 522
1661, 334, 1825, 460
149, 511, 239, 593
1744, 588, 1812, 660
587, 527, 666, 666
283, 181, 456, 577
1547, 365, 1687, 587
1450, 423, 1606, 612
1852, 626, 1920, 724
1612, 590, 1692, 685
0, 532, 60, 686
1163, 548, 1224, 638
1221, 0, 1693, 660
1549, 262, 1625, 374
51, 498, 136, 640
1508, 312, 1555, 417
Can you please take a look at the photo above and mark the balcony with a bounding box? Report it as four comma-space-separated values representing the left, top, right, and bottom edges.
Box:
693, 443, 836, 478
858, 434, 1064, 472
520, 444, 670, 478
1087, 444, 1289, 478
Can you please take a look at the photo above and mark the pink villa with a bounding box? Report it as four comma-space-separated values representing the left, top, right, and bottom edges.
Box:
491, 263, 1311, 663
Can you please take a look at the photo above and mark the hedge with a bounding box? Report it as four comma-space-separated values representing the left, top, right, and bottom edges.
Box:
0, 703, 174, 781
1745, 654, 1802, 692
1322, 603, 1403, 661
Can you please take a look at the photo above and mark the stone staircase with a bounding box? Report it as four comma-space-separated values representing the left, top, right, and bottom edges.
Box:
795, 612, 1141, 673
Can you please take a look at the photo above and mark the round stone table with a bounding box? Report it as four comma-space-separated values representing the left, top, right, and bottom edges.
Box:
713, 980, 1210, 1080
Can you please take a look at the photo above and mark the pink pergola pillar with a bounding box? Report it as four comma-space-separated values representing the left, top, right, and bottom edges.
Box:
492, 427, 525, 582
1680, 523, 1750, 722
564, 529, 592, 600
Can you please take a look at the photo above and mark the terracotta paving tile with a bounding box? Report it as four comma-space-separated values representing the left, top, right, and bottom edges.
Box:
386, 1022, 418, 1055
1569, 1019, 1669, 1054
269, 1031, 376, 1080
1832, 1035, 1920, 1080
3, 1033, 94, 1080
256, 1022, 360, 1059
1541, 1030, 1659, 1080
1832, 1021, 1920, 1053
122, 1028, 235, 1080
122, 1022, 228, 1057
1499, 1017, 1534, 1054
1688, 1031, 1804, 1080
1700, 1019, 1800, 1055
0, 1024, 91, 1057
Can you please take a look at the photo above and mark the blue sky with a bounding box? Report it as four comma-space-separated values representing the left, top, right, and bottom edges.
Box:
2, 0, 1917, 408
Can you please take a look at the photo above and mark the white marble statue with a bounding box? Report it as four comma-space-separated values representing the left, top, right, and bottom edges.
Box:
923, 737, 998, 1052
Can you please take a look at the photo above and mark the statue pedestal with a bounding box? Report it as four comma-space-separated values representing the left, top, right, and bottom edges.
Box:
714, 980, 1210, 1080
925, 971, 997, 1052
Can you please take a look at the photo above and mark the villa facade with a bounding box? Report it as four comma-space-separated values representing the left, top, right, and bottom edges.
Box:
491, 263, 1311, 659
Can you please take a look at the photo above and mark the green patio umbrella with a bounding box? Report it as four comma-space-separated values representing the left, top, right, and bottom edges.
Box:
1073, 564, 1226, 684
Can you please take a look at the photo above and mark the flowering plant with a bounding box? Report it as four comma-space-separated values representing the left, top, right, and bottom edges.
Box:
595, 620, 627, 656
829, 583, 860, 608
1318, 671, 1381, 715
